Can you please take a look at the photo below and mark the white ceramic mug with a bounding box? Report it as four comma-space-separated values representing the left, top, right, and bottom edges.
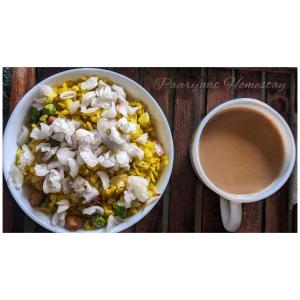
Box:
190, 98, 296, 232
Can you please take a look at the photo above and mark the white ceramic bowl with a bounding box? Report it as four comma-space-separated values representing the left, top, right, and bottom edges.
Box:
3, 68, 174, 233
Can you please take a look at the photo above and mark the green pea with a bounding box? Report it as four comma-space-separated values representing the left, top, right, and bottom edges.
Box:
30, 107, 41, 123
91, 215, 106, 228
114, 205, 127, 218
43, 103, 57, 116
39, 114, 48, 122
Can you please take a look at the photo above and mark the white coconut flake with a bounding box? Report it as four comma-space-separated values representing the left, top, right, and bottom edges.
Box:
80, 77, 98, 91
135, 133, 148, 145
35, 143, 58, 161
96, 85, 118, 102
82, 206, 104, 216
97, 118, 117, 133
98, 80, 108, 88
112, 84, 126, 102
43, 147, 59, 161
82, 91, 97, 106
82, 186, 99, 203
129, 176, 150, 200
56, 199, 70, 214
127, 105, 140, 115
10, 164, 24, 189
93, 85, 117, 108
117, 117, 136, 133
125, 176, 149, 204
30, 123, 53, 140
60, 91, 77, 99
101, 102, 117, 119
97, 171, 110, 189
93, 145, 105, 157
76, 152, 85, 166
40, 84, 53, 97
80, 105, 99, 114
116, 103, 128, 117
79, 145, 98, 167
51, 118, 80, 144
121, 143, 144, 160
35, 143, 51, 153
72, 177, 97, 203
35, 164, 49, 176
19, 145, 34, 169
43, 169, 62, 194
124, 190, 136, 208
155, 142, 164, 156
17, 126, 29, 146
115, 151, 130, 168
75, 128, 95, 144
68, 158, 79, 178
56, 147, 76, 166
52, 200, 69, 227
110, 127, 125, 145
71, 176, 87, 194
98, 153, 115, 168
69, 100, 80, 114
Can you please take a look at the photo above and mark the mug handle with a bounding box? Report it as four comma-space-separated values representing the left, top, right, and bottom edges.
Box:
220, 197, 242, 232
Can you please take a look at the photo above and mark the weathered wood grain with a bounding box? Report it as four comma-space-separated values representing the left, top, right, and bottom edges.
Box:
235, 70, 263, 232
264, 72, 291, 232
111, 68, 139, 83
168, 68, 202, 232
37, 67, 73, 81
288, 72, 297, 232
4, 68, 37, 232
3, 183, 15, 232
228, 67, 296, 74
3, 67, 297, 233
292, 204, 297, 233
194, 68, 207, 232
135, 68, 171, 232
9, 68, 36, 112
202, 68, 232, 232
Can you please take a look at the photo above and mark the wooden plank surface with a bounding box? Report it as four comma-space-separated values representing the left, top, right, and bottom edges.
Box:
292, 204, 297, 233
201, 68, 232, 232
264, 72, 291, 232
3, 68, 37, 233
229, 67, 297, 74
235, 70, 263, 232
135, 68, 172, 232
3, 67, 297, 233
168, 68, 202, 232
194, 68, 207, 232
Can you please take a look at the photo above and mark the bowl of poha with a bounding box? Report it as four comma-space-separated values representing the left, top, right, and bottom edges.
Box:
3, 68, 174, 232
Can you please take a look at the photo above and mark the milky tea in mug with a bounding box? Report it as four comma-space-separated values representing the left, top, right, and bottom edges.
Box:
199, 106, 285, 195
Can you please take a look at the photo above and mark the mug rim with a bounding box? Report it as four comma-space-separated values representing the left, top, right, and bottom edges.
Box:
190, 98, 296, 203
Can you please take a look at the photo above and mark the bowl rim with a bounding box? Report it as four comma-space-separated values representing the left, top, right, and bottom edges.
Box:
3, 68, 174, 233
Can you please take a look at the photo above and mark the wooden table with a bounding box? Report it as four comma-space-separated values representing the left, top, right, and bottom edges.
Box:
3, 67, 297, 233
